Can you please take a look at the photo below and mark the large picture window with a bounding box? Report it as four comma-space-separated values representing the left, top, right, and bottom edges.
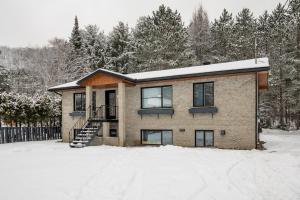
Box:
193, 82, 214, 107
74, 93, 86, 111
141, 130, 173, 145
141, 86, 172, 109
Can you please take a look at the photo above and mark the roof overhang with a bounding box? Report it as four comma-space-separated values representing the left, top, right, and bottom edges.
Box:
77, 68, 135, 84
48, 58, 270, 92
133, 66, 270, 83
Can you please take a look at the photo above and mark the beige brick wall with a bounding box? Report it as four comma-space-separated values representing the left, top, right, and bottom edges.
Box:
61, 73, 256, 149
125, 73, 257, 149
61, 87, 117, 142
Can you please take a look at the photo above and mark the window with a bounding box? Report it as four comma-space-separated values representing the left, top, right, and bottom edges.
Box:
109, 129, 117, 137
92, 91, 96, 111
74, 93, 86, 111
141, 130, 173, 145
141, 86, 172, 109
193, 82, 214, 107
195, 130, 214, 147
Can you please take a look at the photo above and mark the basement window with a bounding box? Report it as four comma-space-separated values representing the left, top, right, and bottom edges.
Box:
141, 130, 173, 145
109, 129, 117, 137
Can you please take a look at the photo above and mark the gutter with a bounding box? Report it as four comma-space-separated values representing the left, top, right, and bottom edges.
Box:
48, 66, 270, 92
133, 66, 270, 83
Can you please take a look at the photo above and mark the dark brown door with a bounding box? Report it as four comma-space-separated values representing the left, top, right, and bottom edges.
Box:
105, 90, 116, 119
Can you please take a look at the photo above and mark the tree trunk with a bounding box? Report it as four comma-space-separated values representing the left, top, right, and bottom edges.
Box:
285, 103, 289, 127
279, 67, 285, 129
297, 113, 300, 130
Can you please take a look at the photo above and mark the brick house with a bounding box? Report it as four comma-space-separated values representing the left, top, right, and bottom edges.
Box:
49, 58, 269, 149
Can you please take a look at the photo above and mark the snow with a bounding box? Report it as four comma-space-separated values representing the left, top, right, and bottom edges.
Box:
48, 80, 80, 91
0, 129, 299, 200
49, 58, 269, 91
127, 57, 269, 80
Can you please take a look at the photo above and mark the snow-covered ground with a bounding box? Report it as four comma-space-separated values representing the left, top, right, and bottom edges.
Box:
0, 129, 299, 200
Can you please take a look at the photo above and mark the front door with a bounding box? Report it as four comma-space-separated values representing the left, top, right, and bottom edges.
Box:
195, 130, 214, 147
105, 90, 116, 119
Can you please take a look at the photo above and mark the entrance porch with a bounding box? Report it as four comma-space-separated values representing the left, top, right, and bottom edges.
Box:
69, 70, 135, 147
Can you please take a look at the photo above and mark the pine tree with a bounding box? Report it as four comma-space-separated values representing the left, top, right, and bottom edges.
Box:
133, 4, 193, 72
106, 22, 133, 73
0, 65, 10, 92
70, 16, 82, 56
233, 8, 256, 60
287, 0, 300, 128
257, 11, 270, 57
268, 3, 290, 129
82, 25, 106, 71
189, 5, 211, 63
210, 9, 235, 62
67, 16, 87, 79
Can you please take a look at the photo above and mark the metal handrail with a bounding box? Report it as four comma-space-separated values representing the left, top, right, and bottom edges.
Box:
68, 105, 91, 146
91, 105, 118, 120
68, 105, 118, 147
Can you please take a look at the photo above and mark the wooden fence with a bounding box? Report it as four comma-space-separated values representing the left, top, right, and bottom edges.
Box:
0, 127, 61, 144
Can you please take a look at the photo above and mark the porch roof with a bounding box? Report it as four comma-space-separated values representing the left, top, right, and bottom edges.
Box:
48, 57, 270, 91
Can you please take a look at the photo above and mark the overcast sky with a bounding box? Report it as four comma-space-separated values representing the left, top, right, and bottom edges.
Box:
0, 0, 285, 47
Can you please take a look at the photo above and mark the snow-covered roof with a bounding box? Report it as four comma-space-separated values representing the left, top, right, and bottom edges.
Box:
127, 57, 269, 80
48, 80, 81, 91
49, 57, 269, 91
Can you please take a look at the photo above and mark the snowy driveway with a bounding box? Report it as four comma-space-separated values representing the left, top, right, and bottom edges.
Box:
0, 129, 299, 200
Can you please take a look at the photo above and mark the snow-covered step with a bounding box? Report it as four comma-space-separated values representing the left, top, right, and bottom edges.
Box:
70, 120, 102, 148
73, 138, 89, 141
74, 138, 89, 142
70, 143, 85, 148
84, 127, 98, 130
81, 130, 97, 133
77, 133, 93, 137
75, 138, 91, 142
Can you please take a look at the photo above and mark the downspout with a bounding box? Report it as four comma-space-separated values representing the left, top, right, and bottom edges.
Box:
255, 73, 259, 149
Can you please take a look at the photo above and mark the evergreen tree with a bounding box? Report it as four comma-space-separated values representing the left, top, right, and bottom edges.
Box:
82, 25, 106, 71
267, 3, 290, 128
133, 4, 193, 72
257, 11, 270, 57
210, 9, 235, 62
0, 65, 10, 92
70, 16, 82, 56
233, 8, 256, 60
67, 16, 87, 79
287, 0, 300, 128
106, 22, 133, 73
189, 5, 210, 63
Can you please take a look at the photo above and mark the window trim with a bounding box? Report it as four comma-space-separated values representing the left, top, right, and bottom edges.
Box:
195, 130, 214, 147
193, 82, 214, 107
140, 85, 173, 109
140, 129, 173, 145
73, 92, 86, 111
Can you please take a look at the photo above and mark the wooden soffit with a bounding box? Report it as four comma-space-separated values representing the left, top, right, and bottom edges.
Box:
79, 72, 135, 87
258, 71, 268, 90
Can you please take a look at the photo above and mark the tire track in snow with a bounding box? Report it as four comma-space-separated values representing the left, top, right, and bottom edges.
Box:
74, 154, 119, 200
226, 155, 248, 198
186, 153, 209, 200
